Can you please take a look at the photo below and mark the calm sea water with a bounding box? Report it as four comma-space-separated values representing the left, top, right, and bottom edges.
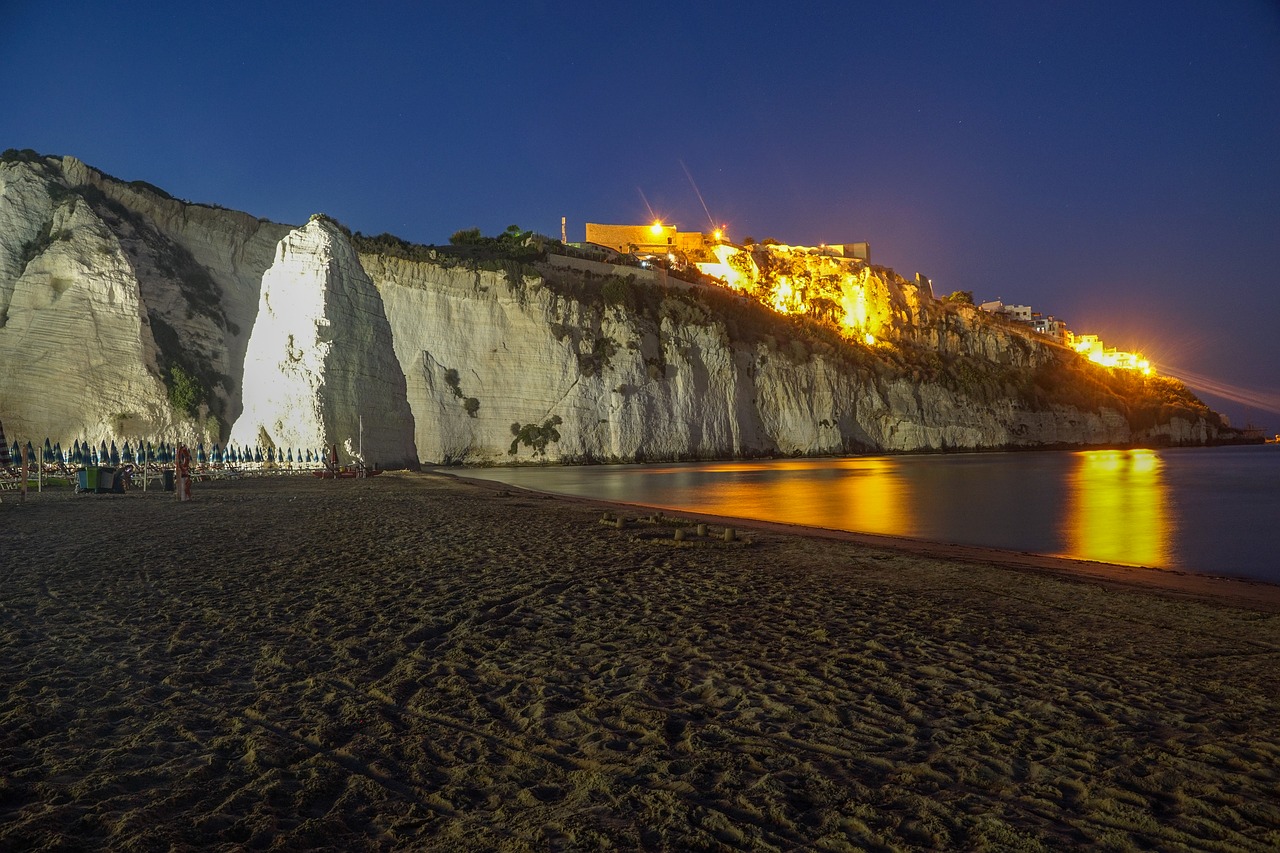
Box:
458, 445, 1280, 585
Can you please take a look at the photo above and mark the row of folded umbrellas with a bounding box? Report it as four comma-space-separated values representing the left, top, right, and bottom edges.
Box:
2, 437, 332, 469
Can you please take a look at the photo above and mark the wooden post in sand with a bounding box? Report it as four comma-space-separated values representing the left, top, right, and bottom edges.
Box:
723, 527, 735, 543
674, 528, 685, 542
696, 523, 707, 537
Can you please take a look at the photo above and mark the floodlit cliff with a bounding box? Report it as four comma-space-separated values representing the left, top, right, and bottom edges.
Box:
0, 150, 1227, 465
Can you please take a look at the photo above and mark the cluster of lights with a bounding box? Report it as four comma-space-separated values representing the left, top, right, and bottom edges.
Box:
1071, 335, 1152, 375
693, 241, 881, 347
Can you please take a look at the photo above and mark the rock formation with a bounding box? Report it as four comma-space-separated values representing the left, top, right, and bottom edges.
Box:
230, 219, 416, 467
0, 150, 1229, 466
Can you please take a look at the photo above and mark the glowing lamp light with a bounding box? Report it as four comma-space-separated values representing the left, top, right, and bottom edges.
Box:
864, 333, 876, 346
649, 222, 664, 237
712, 229, 723, 241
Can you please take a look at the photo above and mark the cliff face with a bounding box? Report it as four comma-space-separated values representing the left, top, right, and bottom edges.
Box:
363, 254, 1137, 463
0, 152, 1223, 465
0, 153, 288, 446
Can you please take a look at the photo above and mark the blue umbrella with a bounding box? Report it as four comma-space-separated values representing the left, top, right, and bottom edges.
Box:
54, 442, 63, 464
267, 446, 277, 464
109, 441, 120, 466
121, 440, 132, 461
12, 441, 22, 462
99, 441, 108, 464
196, 442, 207, 465
211, 443, 222, 464
254, 447, 263, 464
305, 448, 313, 464
43, 438, 53, 464
71, 440, 83, 466
286, 448, 294, 464
146, 442, 156, 462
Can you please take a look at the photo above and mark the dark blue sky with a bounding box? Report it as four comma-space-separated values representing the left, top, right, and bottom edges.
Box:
5, 1, 1279, 428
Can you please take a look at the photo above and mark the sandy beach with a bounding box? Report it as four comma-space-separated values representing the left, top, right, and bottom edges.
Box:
2, 472, 1279, 851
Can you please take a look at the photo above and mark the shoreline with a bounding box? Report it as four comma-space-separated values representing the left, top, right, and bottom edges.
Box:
445, 470, 1280, 615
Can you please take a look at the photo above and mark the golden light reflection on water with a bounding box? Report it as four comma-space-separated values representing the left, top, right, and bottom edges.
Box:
695, 457, 917, 538
1063, 449, 1173, 567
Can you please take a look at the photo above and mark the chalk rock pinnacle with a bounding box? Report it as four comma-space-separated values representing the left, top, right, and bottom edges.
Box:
230, 219, 416, 467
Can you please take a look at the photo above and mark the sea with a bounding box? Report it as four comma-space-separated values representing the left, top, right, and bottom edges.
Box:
458, 444, 1280, 585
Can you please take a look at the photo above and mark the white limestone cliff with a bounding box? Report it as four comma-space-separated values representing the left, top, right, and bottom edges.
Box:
0, 152, 1224, 464
0, 153, 289, 449
0, 157, 172, 443
363, 254, 1136, 464
230, 219, 417, 467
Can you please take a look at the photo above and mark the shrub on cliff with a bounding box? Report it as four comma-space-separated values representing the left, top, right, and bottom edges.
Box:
167, 363, 203, 417
509, 416, 563, 456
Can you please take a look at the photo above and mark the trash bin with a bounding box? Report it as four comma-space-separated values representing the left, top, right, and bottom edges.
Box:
162, 469, 175, 492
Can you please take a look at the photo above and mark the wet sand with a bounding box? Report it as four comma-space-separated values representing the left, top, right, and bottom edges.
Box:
2, 472, 1278, 850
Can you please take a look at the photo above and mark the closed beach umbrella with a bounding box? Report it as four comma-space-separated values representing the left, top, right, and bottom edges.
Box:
12, 440, 23, 463
43, 438, 53, 463
286, 448, 294, 465
211, 443, 222, 464
99, 441, 108, 465
71, 440, 83, 466
54, 442, 63, 464
196, 443, 207, 465
109, 441, 120, 466
266, 446, 276, 464
254, 447, 263, 464
121, 441, 132, 462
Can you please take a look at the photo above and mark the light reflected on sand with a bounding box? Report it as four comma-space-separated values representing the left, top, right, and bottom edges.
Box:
1063, 449, 1173, 567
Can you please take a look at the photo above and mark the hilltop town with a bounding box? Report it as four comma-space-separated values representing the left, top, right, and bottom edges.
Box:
571, 221, 1153, 375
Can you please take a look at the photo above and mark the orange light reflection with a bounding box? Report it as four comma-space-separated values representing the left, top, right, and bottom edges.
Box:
1062, 449, 1172, 567
687, 458, 917, 538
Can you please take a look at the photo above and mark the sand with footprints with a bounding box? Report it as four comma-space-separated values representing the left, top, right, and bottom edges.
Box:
3, 471, 1279, 850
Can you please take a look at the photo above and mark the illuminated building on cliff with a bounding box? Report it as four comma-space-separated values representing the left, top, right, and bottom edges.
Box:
1068, 334, 1152, 375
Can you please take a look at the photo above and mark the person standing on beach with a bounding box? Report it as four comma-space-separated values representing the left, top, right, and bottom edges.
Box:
175, 444, 193, 501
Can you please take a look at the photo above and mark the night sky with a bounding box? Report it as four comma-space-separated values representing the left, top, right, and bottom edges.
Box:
5, 1, 1278, 429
